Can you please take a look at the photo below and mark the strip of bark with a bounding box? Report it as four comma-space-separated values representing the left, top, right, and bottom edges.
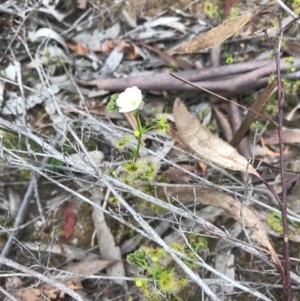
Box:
85, 60, 269, 91
84, 58, 300, 94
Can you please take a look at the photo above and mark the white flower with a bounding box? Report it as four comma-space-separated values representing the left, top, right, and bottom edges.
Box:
116, 86, 142, 113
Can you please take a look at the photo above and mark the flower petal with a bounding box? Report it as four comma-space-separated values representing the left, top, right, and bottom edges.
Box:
116, 86, 142, 113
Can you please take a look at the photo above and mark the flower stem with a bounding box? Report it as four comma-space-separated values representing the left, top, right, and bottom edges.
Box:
133, 112, 143, 163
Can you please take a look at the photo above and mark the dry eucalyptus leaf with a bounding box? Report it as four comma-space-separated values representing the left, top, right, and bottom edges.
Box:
144, 17, 180, 28
94, 43, 124, 79
64, 257, 114, 275
92, 189, 127, 289
173, 98, 259, 176
169, 14, 254, 54
28, 28, 69, 53
72, 23, 120, 52
283, 40, 300, 56
163, 185, 280, 268
15, 288, 45, 301
286, 102, 300, 122
263, 129, 300, 145
230, 82, 278, 147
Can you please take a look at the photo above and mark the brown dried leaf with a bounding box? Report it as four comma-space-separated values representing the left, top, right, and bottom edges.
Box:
66, 42, 89, 55
286, 102, 300, 122
138, 41, 193, 70
15, 286, 65, 301
263, 129, 300, 145
15, 288, 43, 301
63, 201, 75, 240
99, 40, 115, 53
169, 14, 254, 54
120, 40, 142, 60
24, 258, 113, 300
260, 137, 285, 157
230, 82, 278, 147
283, 40, 300, 56
160, 164, 196, 183
162, 185, 280, 267
173, 98, 259, 176
64, 257, 114, 275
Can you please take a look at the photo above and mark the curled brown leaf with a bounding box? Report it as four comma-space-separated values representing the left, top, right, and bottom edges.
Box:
173, 98, 259, 176
169, 14, 254, 54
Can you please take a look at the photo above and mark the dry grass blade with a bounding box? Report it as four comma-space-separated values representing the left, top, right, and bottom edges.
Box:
173, 98, 259, 176
169, 14, 254, 54
230, 82, 278, 147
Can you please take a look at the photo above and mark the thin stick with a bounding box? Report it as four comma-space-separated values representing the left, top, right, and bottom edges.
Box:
0, 132, 63, 268
0, 256, 89, 301
272, 17, 292, 299
273, 0, 300, 23
169, 72, 278, 126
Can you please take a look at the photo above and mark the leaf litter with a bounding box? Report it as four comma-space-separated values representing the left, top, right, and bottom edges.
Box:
173, 98, 259, 176
1, 0, 300, 300
168, 14, 254, 54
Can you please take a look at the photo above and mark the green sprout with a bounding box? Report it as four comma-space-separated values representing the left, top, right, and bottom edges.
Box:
167, 62, 178, 72
150, 203, 167, 215
291, 0, 300, 14
224, 52, 235, 65
108, 196, 121, 205
123, 161, 143, 174
107, 87, 167, 186
267, 210, 300, 238
229, 7, 238, 18
155, 114, 171, 133
20, 169, 31, 180
159, 271, 179, 293
107, 94, 118, 112
44, 49, 51, 59
267, 211, 284, 234
118, 157, 158, 187
204, 1, 220, 18
114, 135, 132, 151
127, 246, 193, 300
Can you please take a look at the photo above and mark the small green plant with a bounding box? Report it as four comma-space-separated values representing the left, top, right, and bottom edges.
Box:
280, 57, 300, 96
127, 238, 208, 300
44, 49, 51, 59
127, 247, 189, 300
229, 7, 238, 18
267, 211, 292, 237
20, 169, 31, 180
107, 86, 170, 186
204, 1, 239, 22
204, 1, 220, 19
117, 157, 159, 187
48, 143, 72, 172
224, 52, 235, 65
49, 157, 65, 169
108, 196, 121, 205
150, 203, 167, 215
167, 62, 177, 72
268, 74, 276, 84
289, 0, 300, 15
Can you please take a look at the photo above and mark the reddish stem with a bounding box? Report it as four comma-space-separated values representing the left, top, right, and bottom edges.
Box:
270, 15, 293, 300
224, 0, 232, 16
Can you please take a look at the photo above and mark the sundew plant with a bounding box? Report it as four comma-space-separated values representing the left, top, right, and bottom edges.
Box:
107, 86, 170, 186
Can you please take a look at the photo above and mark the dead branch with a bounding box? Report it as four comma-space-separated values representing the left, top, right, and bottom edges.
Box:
85, 58, 300, 94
